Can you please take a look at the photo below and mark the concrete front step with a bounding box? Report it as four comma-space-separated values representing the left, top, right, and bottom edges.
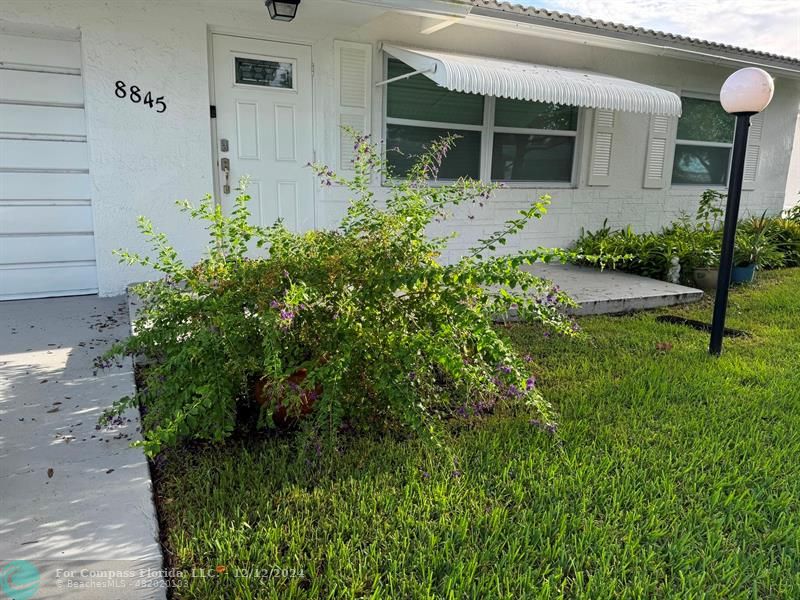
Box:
521, 263, 704, 315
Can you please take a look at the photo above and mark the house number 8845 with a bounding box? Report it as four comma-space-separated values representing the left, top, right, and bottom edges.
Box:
115, 80, 166, 113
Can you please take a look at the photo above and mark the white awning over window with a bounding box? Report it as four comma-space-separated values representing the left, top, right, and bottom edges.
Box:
381, 44, 682, 117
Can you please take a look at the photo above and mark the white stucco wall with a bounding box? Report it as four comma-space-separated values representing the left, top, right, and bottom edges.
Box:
331, 12, 799, 262
0, 0, 388, 295
785, 112, 800, 210
2, 0, 799, 294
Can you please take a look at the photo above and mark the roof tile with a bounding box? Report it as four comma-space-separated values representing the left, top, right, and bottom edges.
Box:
470, 0, 800, 69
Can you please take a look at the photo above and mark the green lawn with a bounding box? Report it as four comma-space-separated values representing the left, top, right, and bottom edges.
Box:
157, 268, 800, 599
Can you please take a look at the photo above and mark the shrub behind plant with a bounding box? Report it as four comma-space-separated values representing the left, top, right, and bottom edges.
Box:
571, 189, 796, 282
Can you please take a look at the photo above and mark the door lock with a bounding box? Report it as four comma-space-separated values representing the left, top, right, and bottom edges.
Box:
220, 138, 229, 152
220, 157, 231, 194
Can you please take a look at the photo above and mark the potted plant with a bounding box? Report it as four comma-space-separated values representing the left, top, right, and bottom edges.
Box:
692, 247, 720, 292
733, 231, 782, 284
732, 232, 757, 284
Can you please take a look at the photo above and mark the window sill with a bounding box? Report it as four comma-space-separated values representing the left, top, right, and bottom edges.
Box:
669, 183, 730, 191
379, 179, 577, 190
498, 181, 576, 190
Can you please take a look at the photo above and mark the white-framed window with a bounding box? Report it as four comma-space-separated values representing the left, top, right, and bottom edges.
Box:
671, 95, 735, 186
383, 57, 579, 185
233, 54, 296, 91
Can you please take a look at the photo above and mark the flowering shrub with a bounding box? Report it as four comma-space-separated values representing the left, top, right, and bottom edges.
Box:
102, 133, 578, 455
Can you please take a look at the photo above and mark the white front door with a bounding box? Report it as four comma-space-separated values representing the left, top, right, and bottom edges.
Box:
212, 34, 315, 232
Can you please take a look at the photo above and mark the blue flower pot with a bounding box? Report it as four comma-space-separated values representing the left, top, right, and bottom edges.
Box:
732, 264, 756, 284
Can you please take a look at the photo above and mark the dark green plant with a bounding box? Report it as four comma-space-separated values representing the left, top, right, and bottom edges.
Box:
696, 189, 726, 230
569, 189, 800, 282
784, 200, 800, 222
735, 212, 785, 269
767, 218, 800, 267
101, 133, 580, 455
571, 216, 721, 283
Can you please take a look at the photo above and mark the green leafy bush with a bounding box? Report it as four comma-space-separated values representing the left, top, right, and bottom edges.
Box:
571, 189, 796, 282
784, 202, 800, 223
769, 219, 800, 267
735, 212, 785, 269
102, 134, 579, 455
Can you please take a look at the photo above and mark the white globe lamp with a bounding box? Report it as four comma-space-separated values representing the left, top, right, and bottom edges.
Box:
720, 67, 774, 114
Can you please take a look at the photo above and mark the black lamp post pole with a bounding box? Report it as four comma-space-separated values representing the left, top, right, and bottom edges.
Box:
709, 111, 755, 356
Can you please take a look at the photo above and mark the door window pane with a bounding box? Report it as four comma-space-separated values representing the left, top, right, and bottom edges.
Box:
671, 144, 731, 185
676, 97, 734, 143
235, 57, 293, 89
386, 59, 484, 125
491, 133, 575, 182
386, 124, 481, 179
494, 98, 578, 130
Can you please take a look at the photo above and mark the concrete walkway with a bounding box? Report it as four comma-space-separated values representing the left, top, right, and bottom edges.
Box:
0, 296, 165, 599
523, 263, 703, 315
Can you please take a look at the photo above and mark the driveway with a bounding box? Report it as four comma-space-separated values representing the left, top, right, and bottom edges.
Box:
0, 296, 165, 599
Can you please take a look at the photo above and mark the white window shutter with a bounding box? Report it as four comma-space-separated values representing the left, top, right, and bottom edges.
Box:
742, 112, 764, 191
643, 114, 677, 188
587, 109, 616, 186
334, 40, 372, 173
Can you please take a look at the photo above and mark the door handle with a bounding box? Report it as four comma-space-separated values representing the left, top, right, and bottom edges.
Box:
220, 157, 231, 194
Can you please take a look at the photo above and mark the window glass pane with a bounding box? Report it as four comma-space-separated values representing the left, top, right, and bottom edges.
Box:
671, 144, 731, 185
386, 124, 481, 180
386, 59, 484, 125
491, 133, 574, 182
235, 57, 293, 89
677, 97, 734, 143
494, 98, 578, 130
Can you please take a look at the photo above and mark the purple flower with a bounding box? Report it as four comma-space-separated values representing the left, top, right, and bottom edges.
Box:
280, 309, 294, 320
451, 470, 462, 479
270, 300, 281, 309
506, 384, 523, 398
497, 364, 512, 374
523, 354, 532, 363
526, 377, 536, 391
529, 419, 557, 436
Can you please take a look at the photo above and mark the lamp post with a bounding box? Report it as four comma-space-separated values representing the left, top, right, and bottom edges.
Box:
709, 67, 774, 355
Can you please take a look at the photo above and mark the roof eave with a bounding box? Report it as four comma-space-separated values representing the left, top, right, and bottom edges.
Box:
469, 5, 800, 79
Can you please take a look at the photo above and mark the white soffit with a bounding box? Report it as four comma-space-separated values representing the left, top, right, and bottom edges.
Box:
382, 44, 682, 116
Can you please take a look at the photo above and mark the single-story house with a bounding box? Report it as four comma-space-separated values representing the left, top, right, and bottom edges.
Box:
1, 0, 799, 300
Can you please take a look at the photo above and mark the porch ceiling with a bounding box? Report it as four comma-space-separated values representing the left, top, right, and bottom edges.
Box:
381, 44, 682, 116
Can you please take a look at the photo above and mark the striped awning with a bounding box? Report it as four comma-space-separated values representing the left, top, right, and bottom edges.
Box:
381, 44, 682, 117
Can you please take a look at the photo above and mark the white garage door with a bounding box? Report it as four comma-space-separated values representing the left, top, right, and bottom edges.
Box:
0, 32, 98, 300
